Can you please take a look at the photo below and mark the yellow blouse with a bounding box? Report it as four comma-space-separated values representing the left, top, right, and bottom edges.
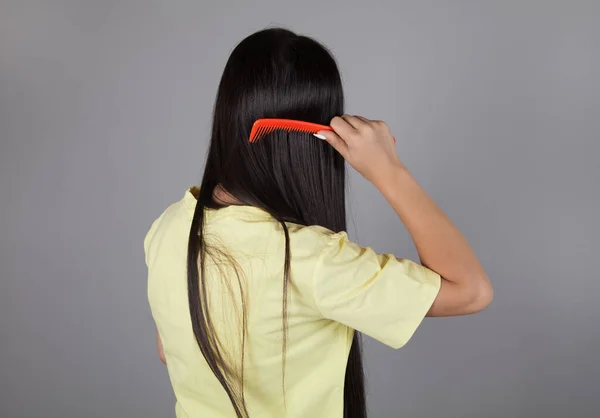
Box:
144, 189, 440, 417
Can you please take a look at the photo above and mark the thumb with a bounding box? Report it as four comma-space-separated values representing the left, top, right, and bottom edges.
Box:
315, 130, 348, 159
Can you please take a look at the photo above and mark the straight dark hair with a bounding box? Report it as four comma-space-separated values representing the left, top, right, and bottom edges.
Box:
187, 28, 366, 418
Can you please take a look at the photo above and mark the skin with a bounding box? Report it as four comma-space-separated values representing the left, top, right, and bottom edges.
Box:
156, 114, 494, 362
157, 329, 166, 365
320, 115, 493, 316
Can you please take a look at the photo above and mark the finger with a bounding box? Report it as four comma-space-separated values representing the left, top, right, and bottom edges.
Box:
353, 115, 371, 124
371, 120, 396, 143
372, 119, 388, 129
315, 129, 349, 159
330, 116, 357, 142
341, 114, 366, 130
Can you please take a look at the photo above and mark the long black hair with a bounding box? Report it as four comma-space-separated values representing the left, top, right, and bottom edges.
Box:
187, 28, 366, 418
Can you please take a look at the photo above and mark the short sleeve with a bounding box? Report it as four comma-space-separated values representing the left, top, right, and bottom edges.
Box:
313, 232, 441, 349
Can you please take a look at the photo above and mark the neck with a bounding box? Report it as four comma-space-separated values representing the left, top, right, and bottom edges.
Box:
212, 184, 243, 206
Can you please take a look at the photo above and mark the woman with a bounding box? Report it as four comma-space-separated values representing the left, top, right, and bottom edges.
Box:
144, 28, 492, 418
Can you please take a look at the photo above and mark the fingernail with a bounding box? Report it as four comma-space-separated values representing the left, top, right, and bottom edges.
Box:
313, 133, 327, 140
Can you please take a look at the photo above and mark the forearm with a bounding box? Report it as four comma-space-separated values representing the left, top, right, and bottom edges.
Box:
375, 165, 487, 285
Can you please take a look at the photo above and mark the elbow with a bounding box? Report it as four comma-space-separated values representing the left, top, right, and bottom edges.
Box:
466, 275, 494, 313
428, 274, 493, 317
159, 351, 167, 365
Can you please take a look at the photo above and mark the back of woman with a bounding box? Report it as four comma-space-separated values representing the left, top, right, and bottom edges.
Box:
144, 28, 492, 418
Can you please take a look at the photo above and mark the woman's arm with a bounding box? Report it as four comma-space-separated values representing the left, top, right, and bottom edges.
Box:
376, 164, 493, 316
320, 115, 493, 316
156, 329, 166, 365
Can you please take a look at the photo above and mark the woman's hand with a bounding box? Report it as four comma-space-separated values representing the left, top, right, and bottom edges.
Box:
317, 115, 404, 186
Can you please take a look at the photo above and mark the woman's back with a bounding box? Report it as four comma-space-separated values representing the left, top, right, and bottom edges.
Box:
145, 188, 441, 417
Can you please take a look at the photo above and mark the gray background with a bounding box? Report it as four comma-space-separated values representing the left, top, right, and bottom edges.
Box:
1, 1, 599, 417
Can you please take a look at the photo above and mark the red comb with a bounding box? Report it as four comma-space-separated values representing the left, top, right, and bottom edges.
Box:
249, 118, 396, 143
249, 118, 332, 143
